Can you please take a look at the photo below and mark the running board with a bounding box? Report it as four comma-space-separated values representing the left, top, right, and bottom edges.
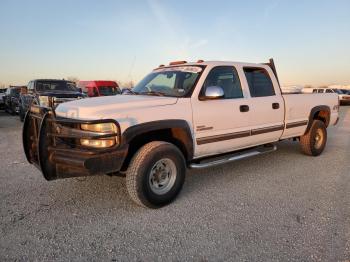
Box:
189, 144, 277, 169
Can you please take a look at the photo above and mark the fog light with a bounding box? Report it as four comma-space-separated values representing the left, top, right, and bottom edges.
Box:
80, 138, 116, 148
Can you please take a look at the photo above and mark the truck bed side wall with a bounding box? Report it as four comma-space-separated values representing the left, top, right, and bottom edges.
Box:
281, 93, 338, 139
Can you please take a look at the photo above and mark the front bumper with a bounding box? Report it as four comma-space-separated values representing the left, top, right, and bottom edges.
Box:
23, 105, 128, 180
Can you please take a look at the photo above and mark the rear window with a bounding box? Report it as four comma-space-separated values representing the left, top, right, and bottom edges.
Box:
36, 81, 78, 92
244, 68, 275, 97
98, 86, 121, 96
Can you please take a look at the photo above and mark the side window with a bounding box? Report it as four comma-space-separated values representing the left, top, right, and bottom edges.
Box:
202, 66, 243, 99
312, 89, 318, 93
317, 89, 324, 93
244, 68, 275, 97
325, 89, 332, 93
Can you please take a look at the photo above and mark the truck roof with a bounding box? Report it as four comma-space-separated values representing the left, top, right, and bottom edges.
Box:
155, 60, 273, 70
33, 79, 75, 83
78, 80, 119, 87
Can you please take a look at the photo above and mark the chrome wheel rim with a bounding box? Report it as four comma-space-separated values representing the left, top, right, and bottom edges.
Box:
149, 158, 177, 195
314, 128, 324, 149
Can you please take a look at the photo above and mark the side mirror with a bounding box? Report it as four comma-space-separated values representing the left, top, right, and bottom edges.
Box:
204, 86, 224, 99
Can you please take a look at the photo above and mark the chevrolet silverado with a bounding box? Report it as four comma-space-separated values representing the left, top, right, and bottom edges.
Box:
23, 59, 339, 208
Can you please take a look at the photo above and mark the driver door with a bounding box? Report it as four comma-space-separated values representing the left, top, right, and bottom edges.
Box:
191, 66, 253, 158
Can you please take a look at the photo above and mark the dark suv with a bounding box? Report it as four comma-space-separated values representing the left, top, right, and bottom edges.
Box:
19, 79, 85, 121
0, 88, 6, 110
3, 86, 23, 114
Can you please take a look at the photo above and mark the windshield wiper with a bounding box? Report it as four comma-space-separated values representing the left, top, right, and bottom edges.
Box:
139, 91, 165, 96
122, 89, 139, 95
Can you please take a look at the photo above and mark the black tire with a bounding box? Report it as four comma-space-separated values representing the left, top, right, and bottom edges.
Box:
300, 120, 327, 156
126, 141, 186, 208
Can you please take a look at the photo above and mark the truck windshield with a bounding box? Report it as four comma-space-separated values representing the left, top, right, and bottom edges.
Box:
98, 86, 120, 96
11, 88, 21, 96
132, 66, 203, 97
36, 81, 78, 92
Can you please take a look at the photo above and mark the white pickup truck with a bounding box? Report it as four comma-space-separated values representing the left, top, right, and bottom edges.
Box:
23, 59, 339, 208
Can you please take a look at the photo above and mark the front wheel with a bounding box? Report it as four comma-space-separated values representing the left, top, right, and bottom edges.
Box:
126, 141, 186, 208
300, 120, 327, 156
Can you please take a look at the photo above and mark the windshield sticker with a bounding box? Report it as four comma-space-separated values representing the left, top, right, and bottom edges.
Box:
154, 66, 203, 73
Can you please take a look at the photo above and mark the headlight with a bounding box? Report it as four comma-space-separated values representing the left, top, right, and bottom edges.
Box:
39, 96, 49, 107
80, 123, 118, 148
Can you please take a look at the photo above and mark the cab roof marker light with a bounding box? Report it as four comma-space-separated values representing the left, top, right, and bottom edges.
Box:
169, 61, 187, 65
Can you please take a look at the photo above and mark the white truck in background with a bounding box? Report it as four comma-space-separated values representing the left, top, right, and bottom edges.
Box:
23, 59, 339, 208
303, 87, 350, 105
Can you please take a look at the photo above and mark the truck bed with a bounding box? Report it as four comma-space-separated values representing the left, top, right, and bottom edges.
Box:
281, 93, 338, 139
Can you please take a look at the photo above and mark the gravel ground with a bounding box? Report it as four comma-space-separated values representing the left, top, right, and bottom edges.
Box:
0, 107, 349, 261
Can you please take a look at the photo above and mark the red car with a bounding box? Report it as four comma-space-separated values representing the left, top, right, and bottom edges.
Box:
78, 80, 121, 97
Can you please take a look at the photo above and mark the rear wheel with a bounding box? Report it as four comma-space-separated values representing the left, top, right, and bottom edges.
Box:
126, 141, 186, 208
300, 120, 327, 156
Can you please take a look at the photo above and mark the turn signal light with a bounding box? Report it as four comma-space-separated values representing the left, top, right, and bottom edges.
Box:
80, 138, 115, 148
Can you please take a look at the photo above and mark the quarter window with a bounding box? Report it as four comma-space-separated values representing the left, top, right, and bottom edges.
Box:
244, 68, 275, 97
202, 66, 243, 99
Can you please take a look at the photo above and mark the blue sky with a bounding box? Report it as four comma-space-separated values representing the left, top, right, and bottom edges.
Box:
0, 0, 349, 87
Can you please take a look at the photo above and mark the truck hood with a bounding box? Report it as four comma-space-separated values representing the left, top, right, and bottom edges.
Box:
55, 94, 178, 119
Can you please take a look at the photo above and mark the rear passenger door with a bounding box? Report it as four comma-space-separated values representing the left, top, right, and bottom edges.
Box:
242, 67, 284, 145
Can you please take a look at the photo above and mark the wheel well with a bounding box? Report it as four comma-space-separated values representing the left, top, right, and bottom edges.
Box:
304, 106, 330, 135
313, 110, 330, 126
121, 128, 192, 171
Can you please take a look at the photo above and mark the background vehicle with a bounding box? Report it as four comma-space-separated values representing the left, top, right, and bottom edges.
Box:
0, 88, 6, 109
19, 79, 85, 121
340, 89, 350, 95
3, 86, 23, 114
310, 88, 350, 105
23, 59, 339, 208
77, 80, 121, 97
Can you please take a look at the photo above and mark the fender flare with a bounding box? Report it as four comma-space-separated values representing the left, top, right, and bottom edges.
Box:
305, 105, 330, 134
121, 120, 194, 160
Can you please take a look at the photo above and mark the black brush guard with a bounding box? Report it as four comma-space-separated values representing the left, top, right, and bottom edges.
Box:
23, 102, 128, 180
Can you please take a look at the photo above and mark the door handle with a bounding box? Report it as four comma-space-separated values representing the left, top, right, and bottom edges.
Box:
272, 103, 280, 109
240, 105, 249, 112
